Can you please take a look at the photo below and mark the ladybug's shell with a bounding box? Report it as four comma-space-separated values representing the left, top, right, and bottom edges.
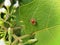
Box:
31, 19, 36, 25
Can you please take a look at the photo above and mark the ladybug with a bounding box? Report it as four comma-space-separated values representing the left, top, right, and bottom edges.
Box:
30, 19, 37, 25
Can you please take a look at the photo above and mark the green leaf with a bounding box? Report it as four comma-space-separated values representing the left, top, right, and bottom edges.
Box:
35, 25, 60, 45
20, 0, 33, 5
16, 0, 60, 35
0, 0, 4, 4
15, 0, 60, 45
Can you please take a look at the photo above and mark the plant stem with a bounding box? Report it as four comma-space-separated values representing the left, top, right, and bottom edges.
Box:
8, 27, 13, 45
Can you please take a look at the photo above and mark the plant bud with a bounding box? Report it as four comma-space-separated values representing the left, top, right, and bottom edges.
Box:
13, 0, 19, 8
0, 8, 6, 13
28, 38, 37, 44
24, 38, 37, 44
4, 0, 11, 8
0, 38, 6, 45
1, 8, 7, 13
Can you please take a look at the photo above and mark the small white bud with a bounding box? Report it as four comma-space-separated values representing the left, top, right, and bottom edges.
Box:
0, 8, 6, 13
13, 0, 19, 8
8, 27, 11, 30
4, 0, 11, 8
0, 38, 6, 45
1, 8, 7, 13
28, 38, 37, 44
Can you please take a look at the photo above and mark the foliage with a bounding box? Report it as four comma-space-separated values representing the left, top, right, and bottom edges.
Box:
0, 0, 60, 45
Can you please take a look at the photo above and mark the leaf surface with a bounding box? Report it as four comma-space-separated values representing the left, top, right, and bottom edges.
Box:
16, 0, 60, 34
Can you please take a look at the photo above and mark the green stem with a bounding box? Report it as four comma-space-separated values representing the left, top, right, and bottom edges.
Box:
3, 31, 7, 40
8, 27, 13, 45
7, 7, 13, 45
5, 7, 10, 22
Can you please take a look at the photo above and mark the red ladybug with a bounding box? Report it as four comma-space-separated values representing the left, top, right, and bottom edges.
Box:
31, 19, 36, 25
